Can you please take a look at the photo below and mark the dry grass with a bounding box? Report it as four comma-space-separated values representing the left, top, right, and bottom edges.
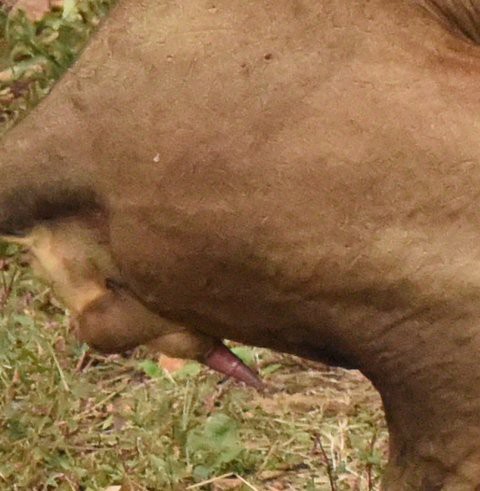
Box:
0, 251, 388, 490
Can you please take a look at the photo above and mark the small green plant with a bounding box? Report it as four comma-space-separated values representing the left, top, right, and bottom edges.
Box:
186, 413, 243, 481
0, 255, 388, 489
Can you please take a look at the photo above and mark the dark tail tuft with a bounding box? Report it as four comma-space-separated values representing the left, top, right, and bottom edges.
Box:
0, 184, 103, 235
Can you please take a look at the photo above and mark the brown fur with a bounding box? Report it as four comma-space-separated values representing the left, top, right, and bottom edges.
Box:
77, 286, 217, 358
1, 0, 480, 488
418, 0, 480, 43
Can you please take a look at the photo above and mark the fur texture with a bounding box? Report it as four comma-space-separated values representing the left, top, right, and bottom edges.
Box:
1, 1, 480, 488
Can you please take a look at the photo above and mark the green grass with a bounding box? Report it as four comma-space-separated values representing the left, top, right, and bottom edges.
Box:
0, 252, 387, 490
0, 3, 388, 489
0, 0, 115, 131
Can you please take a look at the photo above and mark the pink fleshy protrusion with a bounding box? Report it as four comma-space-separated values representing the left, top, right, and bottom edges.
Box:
203, 343, 263, 390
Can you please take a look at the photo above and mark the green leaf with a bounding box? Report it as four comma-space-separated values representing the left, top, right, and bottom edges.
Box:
192, 465, 210, 482
262, 363, 282, 376
138, 360, 163, 379
6, 418, 27, 440
186, 413, 243, 472
173, 361, 201, 379
101, 414, 113, 430
231, 346, 255, 367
